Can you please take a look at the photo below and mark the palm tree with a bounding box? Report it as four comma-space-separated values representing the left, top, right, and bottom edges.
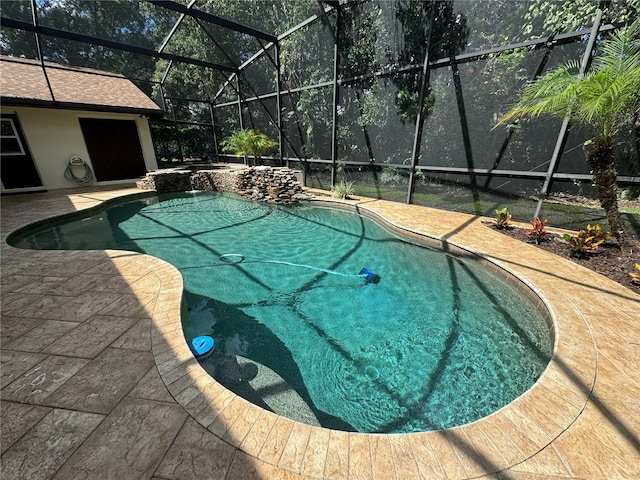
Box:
220, 129, 278, 167
496, 20, 640, 242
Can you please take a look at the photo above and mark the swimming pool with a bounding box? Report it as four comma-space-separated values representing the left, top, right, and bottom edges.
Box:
10, 191, 552, 433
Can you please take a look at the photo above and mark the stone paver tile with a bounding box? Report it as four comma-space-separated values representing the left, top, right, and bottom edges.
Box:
1, 408, 104, 480
257, 416, 295, 466
1, 355, 89, 404
13, 274, 103, 296
0, 274, 40, 293
410, 433, 446, 479
222, 402, 262, 447
427, 430, 468, 480
369, 434, 396, 480
348, 432, 372, 480
182, 382, 220, 419
0, 401, 52, 454
0, 294, 70, 319
43, 291, 128, 322
551, 399, 640, 480
43, 348, 155, 414
195, 384, 236, 428
510, 444, 573, 478
110, 318, 152, 351
324, 429, 350, 480
41, 315, 139, 358
154, 418, 235, 480
91, 274, 151, 294
207, 395, 250, 441
0, 316, 45, 345
101, 292, 157, 318
300, 426, 330, 478
389, 433, 421, 479
474, 418, 528, 469
52, 397, 187, 480
2, 320, 79, 352
278, 422, 312, 473
459, 422, 511, 473
0, 350, 47, 389
240, 409, 280, 458
127, 365, 175, 403
501, 404, 554, 450
592, 353, 640, 402
226, 450, 308, 480
125, 271, 162, 296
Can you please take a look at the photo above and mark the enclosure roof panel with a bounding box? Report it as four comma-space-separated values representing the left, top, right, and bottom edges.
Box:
0, 56, 163, 115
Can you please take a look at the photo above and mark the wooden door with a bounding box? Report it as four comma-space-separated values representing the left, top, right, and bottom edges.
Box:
1, 114, 43, 189
79, 118, 147, 181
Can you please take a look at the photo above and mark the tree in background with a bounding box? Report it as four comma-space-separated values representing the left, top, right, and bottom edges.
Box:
496, 20, 640, 242
0, 0, 162, 82
220, 129, 277, 166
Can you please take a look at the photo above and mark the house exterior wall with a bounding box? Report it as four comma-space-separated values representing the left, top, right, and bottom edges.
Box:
0, 106, 158, 192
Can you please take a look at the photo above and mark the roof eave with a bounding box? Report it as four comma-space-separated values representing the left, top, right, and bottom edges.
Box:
1, 96, 165, 117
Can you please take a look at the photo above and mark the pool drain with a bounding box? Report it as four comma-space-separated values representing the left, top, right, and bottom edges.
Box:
364, 365, 380, 380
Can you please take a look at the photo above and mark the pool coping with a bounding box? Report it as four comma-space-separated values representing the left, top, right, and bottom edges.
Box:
2, 187, 638, 479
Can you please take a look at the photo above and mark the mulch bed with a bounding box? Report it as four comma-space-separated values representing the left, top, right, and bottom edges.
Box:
486, 223, 640, 292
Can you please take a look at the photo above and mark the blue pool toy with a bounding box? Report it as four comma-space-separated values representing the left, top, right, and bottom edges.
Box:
190, 335, 215, 359
359, 268, 380, 284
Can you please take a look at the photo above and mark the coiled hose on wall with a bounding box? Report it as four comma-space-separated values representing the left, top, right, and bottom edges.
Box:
64, 155, 94, 186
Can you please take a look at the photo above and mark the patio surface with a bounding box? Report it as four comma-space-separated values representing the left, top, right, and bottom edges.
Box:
1, 185, 638, 480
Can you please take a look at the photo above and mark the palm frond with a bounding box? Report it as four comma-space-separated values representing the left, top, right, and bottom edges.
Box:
496, 20, 640, 138
597, 19, 640, 73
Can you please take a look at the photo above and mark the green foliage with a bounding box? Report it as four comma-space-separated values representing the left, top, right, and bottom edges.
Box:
1, 0, 160, 79
220, 129, 277, 166
584, 223, 611, 243
380, 167, 404, 185
497, 20, 640, 240
494, 207, 512, 229
562, 227, 605, 257
497, 19, 640, 142
525, 218, 548, 244
331, 181, 356, 200
523, 0, 640, 36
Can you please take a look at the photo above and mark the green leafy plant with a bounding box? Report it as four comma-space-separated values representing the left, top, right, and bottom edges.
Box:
584, 223, 610, 243
496, 19, 640, 243
525, 217, 548, 244
332, 181, 355, 199
563, 229, 605, 257
220, 129, 277, 167
494, 207, 512, 230
630, 263, 640, 284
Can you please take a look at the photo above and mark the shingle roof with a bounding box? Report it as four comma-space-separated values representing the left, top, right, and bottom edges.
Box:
0, 56, 162, 115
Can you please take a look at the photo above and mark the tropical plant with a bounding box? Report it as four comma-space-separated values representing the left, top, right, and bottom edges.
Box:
496, 19, 640, 243
630, 263, 640, 284
525, 217, 548, 244
332, 181, 356, 200
220, 129, 277, 167
583, 223, 610, 243
494, 207, 512, 230
563, 229, 605, 257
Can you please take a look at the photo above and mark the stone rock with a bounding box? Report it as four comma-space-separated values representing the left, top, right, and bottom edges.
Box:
137, 166, 309, 204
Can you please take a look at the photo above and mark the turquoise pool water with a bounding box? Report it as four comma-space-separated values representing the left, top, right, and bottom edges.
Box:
11, 192, 552, 433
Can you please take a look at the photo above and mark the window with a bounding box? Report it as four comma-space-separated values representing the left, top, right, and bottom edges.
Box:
0, 118, 26, 156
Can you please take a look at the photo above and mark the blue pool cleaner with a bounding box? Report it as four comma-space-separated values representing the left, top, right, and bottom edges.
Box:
189, 335, 215, 360
359, 268, 380, 284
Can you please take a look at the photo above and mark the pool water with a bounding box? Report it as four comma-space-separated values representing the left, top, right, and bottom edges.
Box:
11, 192, 552, 433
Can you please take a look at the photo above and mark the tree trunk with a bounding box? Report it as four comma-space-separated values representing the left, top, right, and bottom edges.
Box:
587, 139, 626, 242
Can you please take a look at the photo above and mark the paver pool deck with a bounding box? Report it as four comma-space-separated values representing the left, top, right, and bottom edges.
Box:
1, 185, 638, 480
